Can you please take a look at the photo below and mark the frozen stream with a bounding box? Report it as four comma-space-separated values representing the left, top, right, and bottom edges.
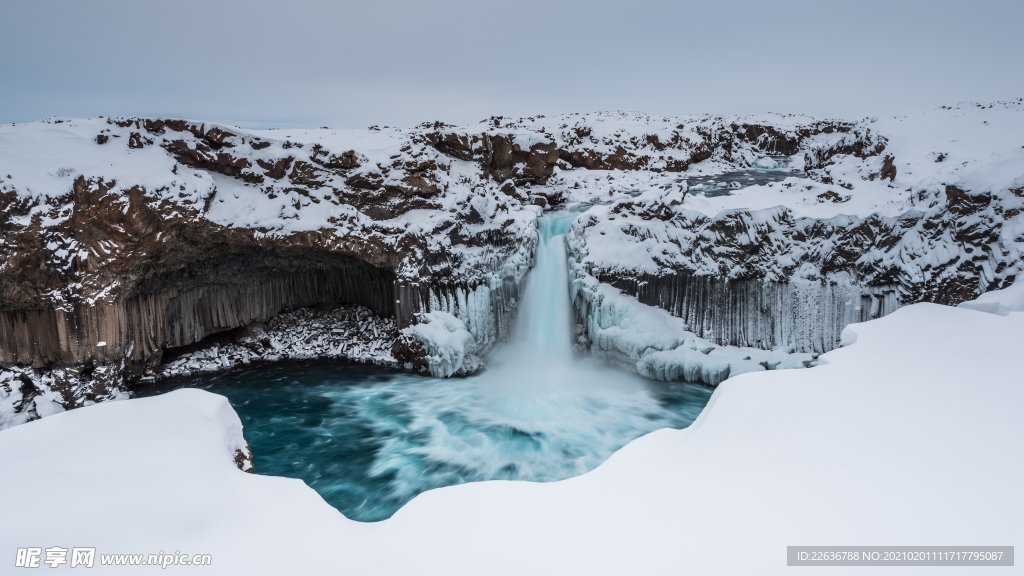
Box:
139, 213, 711, 521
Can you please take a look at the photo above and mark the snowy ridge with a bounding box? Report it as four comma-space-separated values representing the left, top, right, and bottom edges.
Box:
1, 288, 1020, 574
959, 280, 1024, 315
444, 110, 835, 172
1, 102, 1022, 426
566, 101, 1024, 363
0, 116, 540, 298
0, 116, 543, 413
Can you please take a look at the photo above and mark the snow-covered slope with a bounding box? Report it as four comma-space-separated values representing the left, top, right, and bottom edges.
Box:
1, 290, 1020, 575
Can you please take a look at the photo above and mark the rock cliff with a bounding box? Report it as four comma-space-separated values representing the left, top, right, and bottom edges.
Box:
1, 102, 1021, 424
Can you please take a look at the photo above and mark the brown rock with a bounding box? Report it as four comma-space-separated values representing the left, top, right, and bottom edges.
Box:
257, 157, 294, 180
878, 155, 897, 181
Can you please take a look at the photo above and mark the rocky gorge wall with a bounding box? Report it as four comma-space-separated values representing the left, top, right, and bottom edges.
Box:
592, 273, 901, 353
0, 116, 549, 383
568, 182, 1022, 359
0, 260, 397, 368
563, 103, 1024, 366
1, 104, 1022, 424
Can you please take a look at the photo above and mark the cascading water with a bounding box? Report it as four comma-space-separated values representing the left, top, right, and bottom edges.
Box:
138, 212, 711, 521
504, 214, 576, 363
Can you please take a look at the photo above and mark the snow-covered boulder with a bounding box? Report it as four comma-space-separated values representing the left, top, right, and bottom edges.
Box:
396, 311, 479, 378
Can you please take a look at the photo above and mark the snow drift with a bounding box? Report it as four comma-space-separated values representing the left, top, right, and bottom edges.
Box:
0, 288, 1021, 574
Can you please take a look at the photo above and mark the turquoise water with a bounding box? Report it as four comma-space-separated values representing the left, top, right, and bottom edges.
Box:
138, 362, 709, 521
137, 213, 711, 521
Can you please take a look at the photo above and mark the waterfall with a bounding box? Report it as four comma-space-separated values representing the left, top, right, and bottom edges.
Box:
135, 210, 713, 522
502, 213, 577, 365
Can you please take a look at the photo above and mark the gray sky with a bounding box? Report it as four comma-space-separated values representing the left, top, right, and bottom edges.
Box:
2, 0, 1021, 128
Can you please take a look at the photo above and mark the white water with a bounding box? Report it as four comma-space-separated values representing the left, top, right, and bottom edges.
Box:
499, 213, 577, 366
453, 213, 699, 452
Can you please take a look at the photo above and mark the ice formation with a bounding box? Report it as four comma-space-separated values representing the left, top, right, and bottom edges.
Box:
401, 311, 477, 378
569, 269, 814, 386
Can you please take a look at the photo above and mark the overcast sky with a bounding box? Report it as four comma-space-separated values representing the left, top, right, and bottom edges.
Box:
2, 0, 1021, 128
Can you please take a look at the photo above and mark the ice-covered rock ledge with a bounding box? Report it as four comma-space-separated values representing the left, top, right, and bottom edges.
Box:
1, 288, 1020, 575
569, 265, 814, 386
0, 363, 128, 430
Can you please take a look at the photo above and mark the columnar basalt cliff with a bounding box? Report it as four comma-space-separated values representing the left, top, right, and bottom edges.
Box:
0, 211, 400, 368
1, 102, 1022, 424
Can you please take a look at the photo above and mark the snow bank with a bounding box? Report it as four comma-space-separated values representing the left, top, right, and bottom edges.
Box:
959, 281, 1024, 316
2, 291, 1021, 575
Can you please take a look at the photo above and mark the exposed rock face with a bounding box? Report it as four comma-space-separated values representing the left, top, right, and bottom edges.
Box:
1, 262, 396, 366
0, 361, 128, 429
423, 112, 856, 183
1, 102, 1021, 423
0, 117, 539, 391
421, 131, 560, 184
234, 444, 254, 473
582, 273, 900, 354
572, 186, 1018, 348
0, 175, 399, 368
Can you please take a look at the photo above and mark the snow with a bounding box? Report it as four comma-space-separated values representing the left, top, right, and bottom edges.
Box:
402, 310, 477, 377
959, 281, 1024, 316
0, 117, 541, 299
0, 104, 1021, 571
1, 290, 1020, 574
156, 306, 399, 379
2, 102, 1022, 431
564, 101, 1024, 356
563, 101, 1024, 264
